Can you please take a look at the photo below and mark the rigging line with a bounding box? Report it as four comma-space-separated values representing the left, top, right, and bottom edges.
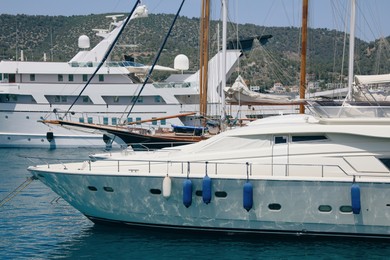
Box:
63, 0, 141, 118
0, 177, 36, 207
125, 0, 186, 119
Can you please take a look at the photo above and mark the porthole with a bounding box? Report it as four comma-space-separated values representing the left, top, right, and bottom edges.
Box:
150, 189, 161, 195
5, 115, 8, 119
26, 116, 30, 119
318, 205, 332, 212
339, 205, 353, 213
103, 187, 114, 192
88, 186, 97, 191
28, 138, 31, 141
195, 190, 202, 196
41, 139, 44, 142
268, 203, 282, 211
7, 137, 11, 140
215, 191, 227, 198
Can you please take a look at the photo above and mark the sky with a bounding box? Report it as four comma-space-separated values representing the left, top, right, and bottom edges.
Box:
2, 0, 390, 41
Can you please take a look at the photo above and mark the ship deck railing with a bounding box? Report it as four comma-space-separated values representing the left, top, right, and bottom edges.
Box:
27, 155, 390, 180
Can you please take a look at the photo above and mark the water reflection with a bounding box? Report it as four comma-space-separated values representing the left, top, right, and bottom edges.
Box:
50, 223, 390, 259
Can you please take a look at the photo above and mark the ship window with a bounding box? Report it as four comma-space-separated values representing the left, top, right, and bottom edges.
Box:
379, 158, 390, 170
30, 74, 35, 81
87, 186, 97, 191
215, 191, 227, 198
136, 117, 141, 125
339, 205, 353, 213
274, 136, 287, 144
0, 74, 2, 80
152, 117, 157, 125
99, 75, 104, 82
88, 117, 93, 124
79, 117, 84, 123
61, 96, 67, 103
127, 117, 133, 123
103, 117, 109, 125
154, 96, 161, 103
268, 203, 282, 211
68, 74, 74, 82
292, 135, 327, 142
82, 96, 90, 103
5, 94, 18, 102
318, 205, 332, 212
82, 74, 88, 82
54, 96, 61, 102
8, 74, 16, 83
58, 74, 63, 82
150, 189, 161, 195
137, 97, 143, 103
114, 96, 120, 103
112, 118, 117, 125
103, 187, 114, 192
161, 119, 166, 125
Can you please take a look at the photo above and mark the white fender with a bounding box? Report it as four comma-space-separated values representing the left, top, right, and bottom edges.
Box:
162, 175, 172, 198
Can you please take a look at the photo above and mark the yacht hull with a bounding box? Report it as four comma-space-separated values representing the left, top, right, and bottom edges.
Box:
28, 168, 390, 238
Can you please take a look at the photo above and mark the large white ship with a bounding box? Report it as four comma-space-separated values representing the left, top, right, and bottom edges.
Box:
0, 5, 246, 149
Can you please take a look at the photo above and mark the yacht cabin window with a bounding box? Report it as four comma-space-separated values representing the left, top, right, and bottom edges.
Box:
58, 74, 63, 82
292, 135, 328, 142
161, 119, 166, 125
82, 74, 88, 82
98, 75, 104, 82
274, 136, 288, 144
4, 74, 16, 83
30, 74, 35, 81
68, 74, 74, 82
152, 117, 157, 125
379, 158, 390, 170
5, 94, 18, 102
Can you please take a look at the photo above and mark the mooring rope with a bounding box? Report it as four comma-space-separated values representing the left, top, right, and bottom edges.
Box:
0, 176, 37, 207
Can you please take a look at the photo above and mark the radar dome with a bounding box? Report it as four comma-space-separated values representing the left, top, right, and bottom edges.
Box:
174, 54, 189, 70
78, 35, 90, 49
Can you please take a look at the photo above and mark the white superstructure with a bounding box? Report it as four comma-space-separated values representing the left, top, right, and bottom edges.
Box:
28, 105, 390, 238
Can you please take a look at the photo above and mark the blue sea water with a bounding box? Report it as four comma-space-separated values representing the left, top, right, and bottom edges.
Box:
1, 148, 390, 259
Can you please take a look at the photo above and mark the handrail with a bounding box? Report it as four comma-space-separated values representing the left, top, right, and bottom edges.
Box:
27, 155, 390, 179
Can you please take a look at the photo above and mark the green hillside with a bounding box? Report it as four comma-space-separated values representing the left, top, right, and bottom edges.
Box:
0, 13, 389, 90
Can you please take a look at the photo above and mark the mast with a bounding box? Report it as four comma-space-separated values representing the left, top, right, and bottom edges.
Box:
299, 0, 308, 114
199, 0, 210, 117
221, 0, 227, 115
347, 0, 356, 100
